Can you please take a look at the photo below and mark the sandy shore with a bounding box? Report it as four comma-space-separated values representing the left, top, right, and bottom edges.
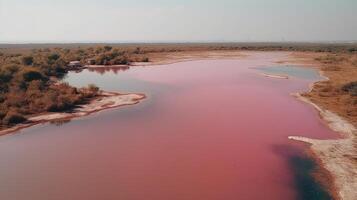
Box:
1, 50, 354, 199
261, 73, 289, 79
0, 92, 145, 136
84, 52, 356, 200
88, 52, 356, 200
289, 93, 357, 200
253, 52, 356, 199
84, 50, 246, 69
1, 50, 244, 136
280, 53, 357, 200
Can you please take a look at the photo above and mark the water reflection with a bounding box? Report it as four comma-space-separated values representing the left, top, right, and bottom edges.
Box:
49, 119, 72, 126
87, 66, 130, 75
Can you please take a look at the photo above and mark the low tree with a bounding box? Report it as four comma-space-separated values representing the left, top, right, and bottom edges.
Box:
2, 110, 26, 125
48, 53, 60, 61
22, 56, 34, 66
104, 46, 113, 51
21, 69, 46, 82
342, 82, 357, 96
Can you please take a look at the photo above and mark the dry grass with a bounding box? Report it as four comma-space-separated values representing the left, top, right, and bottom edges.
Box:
1, 43, 356, 130
294, 52, 357, 126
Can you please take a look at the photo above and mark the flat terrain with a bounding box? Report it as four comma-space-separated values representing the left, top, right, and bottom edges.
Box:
1, 43, 357, 200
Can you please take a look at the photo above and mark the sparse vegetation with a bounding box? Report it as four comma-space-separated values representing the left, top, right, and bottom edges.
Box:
314, 55, 346, 64
0, 49, 104, 129
141, 57, 149, 62
305, 51, 357, 125
1, 43, 356, 130
352, 59, 357, 67
21, 56, 34, 66
342, 82, 357, 96
104, 46, 113, 51
0, 44, 158, 130
348, 48, 357, 53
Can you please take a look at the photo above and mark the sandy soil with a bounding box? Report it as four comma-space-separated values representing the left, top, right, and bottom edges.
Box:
0, 92, 145, 136
281, 52, 357, 200
289, 94, 356, 200
261, 73, 289, 79
144, 50, 246, 65
83, 50, 246, 69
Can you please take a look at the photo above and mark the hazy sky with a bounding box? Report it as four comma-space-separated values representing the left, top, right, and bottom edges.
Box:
0, 0, 356, 43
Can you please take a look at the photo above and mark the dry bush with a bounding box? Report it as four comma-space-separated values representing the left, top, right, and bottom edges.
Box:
141, 57, 150, 62
322, 66, 341, 71
21, 56, 34, 66
342, 82, 357, 96
352, 59, 357, 67
2, 110, 26, 125
315, 55, 347, 64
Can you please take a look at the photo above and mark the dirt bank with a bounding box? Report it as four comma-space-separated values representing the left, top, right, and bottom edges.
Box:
289, 94, 356, 200
0, 92, 145, 136
283, 52, 357, 200
1, 50, 355, 199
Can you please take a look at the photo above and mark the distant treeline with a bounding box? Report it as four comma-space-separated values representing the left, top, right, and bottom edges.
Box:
1, 42, 357, 54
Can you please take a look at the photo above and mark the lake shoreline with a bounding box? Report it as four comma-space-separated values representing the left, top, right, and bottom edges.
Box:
289, 93, 356, 200
0, 91, 146, 136
1, 51, 354, 199
282, 52, 356, 200
88, 52, 356, 200
259, 52, 356, 200
80, 52, 356, 200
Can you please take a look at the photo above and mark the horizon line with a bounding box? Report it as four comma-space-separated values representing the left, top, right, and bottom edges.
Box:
1, 40, 357, 45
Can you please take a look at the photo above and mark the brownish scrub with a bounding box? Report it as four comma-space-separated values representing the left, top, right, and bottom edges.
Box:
0, 92, 145, 136
286, 52, 357, 200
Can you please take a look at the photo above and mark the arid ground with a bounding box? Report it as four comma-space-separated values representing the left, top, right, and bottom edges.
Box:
0, 43, 356, 199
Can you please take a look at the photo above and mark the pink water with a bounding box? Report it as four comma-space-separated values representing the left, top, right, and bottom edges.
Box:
0, 52, 337, 200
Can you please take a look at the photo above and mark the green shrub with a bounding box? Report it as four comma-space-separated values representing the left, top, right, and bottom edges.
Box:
0, 111, 5, 120
315, 55, 346, 64
48, 53, 60, 61
88, 84, 99, 93
2, 111, 26, 125
134, 47, 141, 54
22, 69, 45, 82
342, 82, 357, 96
0, 65, 20, 83
4, 65, 20, 73
113, 57, 130, 65
104, 46, 112, 51
22, 56, 34, 65
0, 70, 13, 83
141, 57, 149, 62
348, 48, 357, 53
352, 59, 357, 67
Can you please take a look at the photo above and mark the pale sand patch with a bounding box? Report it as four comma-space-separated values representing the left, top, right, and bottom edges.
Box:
261, 73, 289, 79
278, 52, 357, 200
290, 94, 357, 200
86, 64, 129, 68
77, 51, 247, 70
0, 92, 145, 136
88, 50, 247, 68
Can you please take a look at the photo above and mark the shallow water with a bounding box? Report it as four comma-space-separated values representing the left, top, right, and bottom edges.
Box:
254, 65, 323, 80
0, 52, 336, 200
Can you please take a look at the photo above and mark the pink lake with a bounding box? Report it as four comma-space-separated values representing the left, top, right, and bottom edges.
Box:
0, 52, 337, 200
